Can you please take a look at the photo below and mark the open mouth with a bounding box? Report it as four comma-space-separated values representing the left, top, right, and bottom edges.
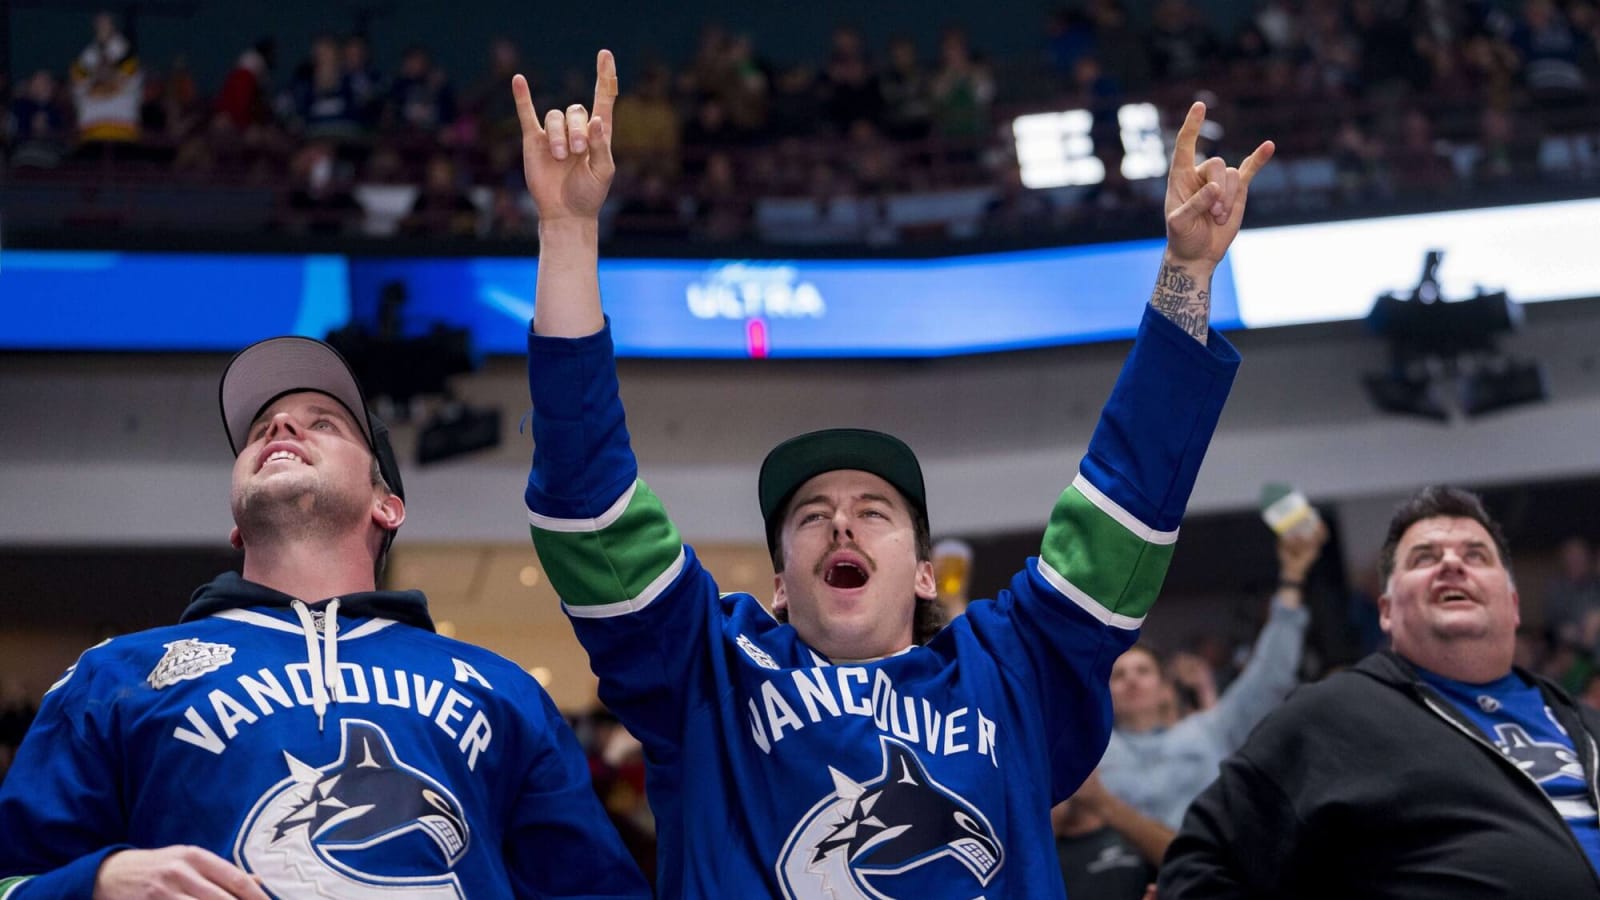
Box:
1434, 588, 1475, 605
824, 561, 869, 589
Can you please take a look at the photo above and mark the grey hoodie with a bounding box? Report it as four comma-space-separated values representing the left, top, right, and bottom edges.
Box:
1097, 598, 1309, 829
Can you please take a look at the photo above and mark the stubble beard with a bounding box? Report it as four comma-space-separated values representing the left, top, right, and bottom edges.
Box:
233, 475, 369, 548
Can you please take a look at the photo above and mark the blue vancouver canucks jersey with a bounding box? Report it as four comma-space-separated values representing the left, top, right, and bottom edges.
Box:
524, 306, 1239, 898
0, 577, 649, 899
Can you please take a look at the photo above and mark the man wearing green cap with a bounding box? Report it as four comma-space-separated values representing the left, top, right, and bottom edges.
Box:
515, 51, 1271, 897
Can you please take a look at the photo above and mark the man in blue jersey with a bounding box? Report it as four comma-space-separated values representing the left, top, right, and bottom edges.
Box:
0, 337, 649, 898
1162, 486, 1600, 899
515, 50, 1271, 897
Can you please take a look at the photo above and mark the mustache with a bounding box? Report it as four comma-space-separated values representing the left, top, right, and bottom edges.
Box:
812, 541, 877, 578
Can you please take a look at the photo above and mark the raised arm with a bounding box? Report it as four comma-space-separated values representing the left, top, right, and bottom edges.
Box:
513, 50, 617, 338
1152, 102, 1274, 344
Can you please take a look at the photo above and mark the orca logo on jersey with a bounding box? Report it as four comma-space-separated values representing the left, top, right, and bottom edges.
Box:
1494, 722, 1583, 782
776, 736, 1003, 899
234, 719, 471, 898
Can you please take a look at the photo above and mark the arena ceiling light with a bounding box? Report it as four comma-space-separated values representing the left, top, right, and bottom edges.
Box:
1363, 251, 1548, 422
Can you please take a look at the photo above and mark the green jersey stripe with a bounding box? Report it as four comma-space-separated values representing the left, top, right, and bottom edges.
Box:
0, 877, 30, 900
1036, 558, 1146, 630
530, 480, 684, 614
564, 548, 686, 619
1072, 473, 1179, 545
1040, 485, 1176, 623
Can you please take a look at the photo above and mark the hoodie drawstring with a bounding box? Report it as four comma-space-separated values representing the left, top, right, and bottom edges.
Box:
290, 598, 340, 732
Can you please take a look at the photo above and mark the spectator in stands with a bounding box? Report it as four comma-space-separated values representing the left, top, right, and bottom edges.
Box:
1098, 517, 1324, 834
214, 38, 276, 134
1511, 0, 1589, 112
612, 62, 681, 176
463, 37, 524, 144
487, 184, 535, 236
1087, 0, 1151, 91
6, 70, 69, 168
136, 55, 187, 143
615, 168, 690, 238
1162, 486, 1600, 899
386, 45, 457, 137
844, 120, 899, 196
690, 150, 751, 241
1222, 23, 1272, 93
766, 63, 824, 139
1545, 535, 1600, 648
1387, 107, 1457, 196
822, 26, 884, 135
680, 23, 732, 103
1350, 0, 1432, 98
880, 36, 933, 142
342, 34, 384, 131
680, 96, 742, 176
1071, 55, 1124, 179
400, 153, 477, 236
1332, 118, 1387, 201
983, 160, 1055, 235
1303, 3, 1364, 99
1456, 31, 1524, 111
1053, 772, 1166, 900
69, 10, 143, 147
1582, 671, 1600, 712
1252, 0, 1301, 58
1472, 104, 1540, 184
361, 143, 407, 183
578, 708, 656, 887
718, 34, 771, 136
284, 141, 360, 234
1147, 0, 1220, 83
1045, 7, 1099, 79
288, 34, 365, 141
930, 27, 994, 142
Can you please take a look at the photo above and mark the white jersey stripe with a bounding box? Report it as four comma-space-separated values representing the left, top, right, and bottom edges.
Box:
563, 547, 687, 619
1036, 558, 1145, 631
1072, 473, 1179, 546
528, 482, 637, 533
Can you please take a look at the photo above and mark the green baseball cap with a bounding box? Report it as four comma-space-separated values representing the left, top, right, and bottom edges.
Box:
758, 428, 926, 551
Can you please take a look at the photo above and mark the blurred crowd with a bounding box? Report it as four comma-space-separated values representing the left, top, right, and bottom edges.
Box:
5, 0, 1600, 244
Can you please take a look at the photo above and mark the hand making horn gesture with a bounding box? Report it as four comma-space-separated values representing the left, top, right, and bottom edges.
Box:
513, 49, 618, 223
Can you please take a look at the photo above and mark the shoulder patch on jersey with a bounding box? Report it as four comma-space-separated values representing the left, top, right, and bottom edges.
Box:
738, 633, 780, 670
777, 735, 1004, 898
148, 638, 236, 689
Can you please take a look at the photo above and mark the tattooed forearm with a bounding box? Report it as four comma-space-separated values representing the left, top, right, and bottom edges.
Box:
1149, 261, 1211, 344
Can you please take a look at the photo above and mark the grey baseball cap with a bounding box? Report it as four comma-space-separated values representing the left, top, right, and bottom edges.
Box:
219, 336, 405, 504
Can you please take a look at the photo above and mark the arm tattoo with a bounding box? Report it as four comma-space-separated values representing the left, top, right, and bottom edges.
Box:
1149, 261, 1211, 344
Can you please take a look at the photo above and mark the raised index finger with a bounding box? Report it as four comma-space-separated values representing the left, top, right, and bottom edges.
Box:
592, 49, 618, 127
1171, 101, 1205, 174
511, 73, 541, 136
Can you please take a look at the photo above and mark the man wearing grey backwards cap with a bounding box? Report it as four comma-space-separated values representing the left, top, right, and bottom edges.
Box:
0, 337, 648, 899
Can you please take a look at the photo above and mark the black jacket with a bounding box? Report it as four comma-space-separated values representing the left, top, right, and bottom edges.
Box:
1160, 650, 1600, 899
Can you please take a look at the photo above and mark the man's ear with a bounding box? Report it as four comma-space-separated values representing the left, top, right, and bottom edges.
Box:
229, 526, 244, 550
374, 493, 405, 532
772, 573, 788, 615
914, 558, 937, 602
